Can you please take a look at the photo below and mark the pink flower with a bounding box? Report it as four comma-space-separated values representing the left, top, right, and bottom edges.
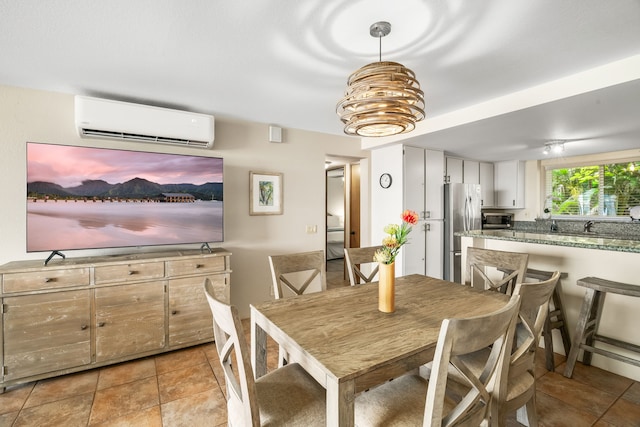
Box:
402, 210, 419, 225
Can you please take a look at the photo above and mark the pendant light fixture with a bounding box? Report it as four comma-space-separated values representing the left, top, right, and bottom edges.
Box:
336, 21, 425, 137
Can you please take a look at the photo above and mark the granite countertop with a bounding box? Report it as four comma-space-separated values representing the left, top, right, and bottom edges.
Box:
459, 229, 640, 253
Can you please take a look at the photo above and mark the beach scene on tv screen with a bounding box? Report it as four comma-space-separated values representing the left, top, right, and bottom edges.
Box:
26, 143, 223, 252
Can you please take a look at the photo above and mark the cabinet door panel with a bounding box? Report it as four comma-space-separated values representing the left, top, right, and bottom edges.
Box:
445, 157, 463, 183
403, 147, 426, 276
479, 162, 495, 208
95, 282, 166, 362
168, 275, 228, 346
403, 146, 425, 217
463, 160, 480, 184
425, 221, 444, 279
425, 150, 444, 219
495, 160, 525, 208
3, 290, 91, 380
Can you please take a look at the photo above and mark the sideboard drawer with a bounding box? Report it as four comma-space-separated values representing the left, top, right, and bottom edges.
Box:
3, 268, 90, 293
167, 256, 227, 277
95, 262, 164, 284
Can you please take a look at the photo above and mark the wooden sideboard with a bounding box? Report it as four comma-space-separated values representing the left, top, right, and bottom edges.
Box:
0, 248, 231, 392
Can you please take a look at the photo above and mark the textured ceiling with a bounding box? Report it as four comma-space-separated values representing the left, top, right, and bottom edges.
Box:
1, 0, 639, 160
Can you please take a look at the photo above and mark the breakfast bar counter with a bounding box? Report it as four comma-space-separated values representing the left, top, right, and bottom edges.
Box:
459, 231, 640, 382
460, 229, 640, 253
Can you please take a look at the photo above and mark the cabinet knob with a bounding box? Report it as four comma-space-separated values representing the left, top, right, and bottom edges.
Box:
98, 322, 106, 327
195, 264, 204, 269
81, 324, 88, 330
44, 277, 57, 283
171, 310, 178, 315
128, 270, 138, 275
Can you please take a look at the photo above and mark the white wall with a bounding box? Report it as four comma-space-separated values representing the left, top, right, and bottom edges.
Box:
0, 84, 369, 318
370, 144, 405, 271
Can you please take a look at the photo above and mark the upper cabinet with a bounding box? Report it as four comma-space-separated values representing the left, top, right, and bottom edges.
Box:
445, 157, 479, 184
424, 149, 445, 220
479, 162, 495, 208
445, 157, 463, 183
494, 160, 526, 208
445, 157, 523, 209
463, 160, 479, 184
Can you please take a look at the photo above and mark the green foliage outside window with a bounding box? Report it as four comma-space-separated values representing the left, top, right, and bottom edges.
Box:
548, 161, 640, 217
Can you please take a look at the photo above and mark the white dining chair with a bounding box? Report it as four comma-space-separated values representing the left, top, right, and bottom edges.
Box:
354, 294, 521, 426
203, 278, 326, 426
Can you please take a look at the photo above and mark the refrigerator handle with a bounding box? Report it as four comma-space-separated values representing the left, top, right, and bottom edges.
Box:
464, 196, 470, 231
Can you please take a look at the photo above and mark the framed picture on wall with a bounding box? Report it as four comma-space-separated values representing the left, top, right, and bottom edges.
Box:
249, 171, 283, 215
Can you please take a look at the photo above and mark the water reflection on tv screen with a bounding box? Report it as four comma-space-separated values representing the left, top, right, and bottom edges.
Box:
26, 142, 223, 252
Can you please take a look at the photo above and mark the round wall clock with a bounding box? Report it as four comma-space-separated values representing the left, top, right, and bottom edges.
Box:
379, 173, 392, 189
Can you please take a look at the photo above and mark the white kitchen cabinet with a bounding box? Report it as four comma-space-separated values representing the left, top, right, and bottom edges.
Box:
445, 157, 463, 183
403, 146, 444, 278
445, 157, 479, 185
494, 160, 525, 208
479, 162, 495, 208
425, 150, 444, 220
463, 160, 479, 184
424, 219, 444, 278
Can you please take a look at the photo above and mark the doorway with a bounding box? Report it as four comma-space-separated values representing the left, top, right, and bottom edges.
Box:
325, 158, 362, 287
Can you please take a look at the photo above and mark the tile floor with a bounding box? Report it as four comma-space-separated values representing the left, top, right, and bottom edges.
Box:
0, 259, 638, 426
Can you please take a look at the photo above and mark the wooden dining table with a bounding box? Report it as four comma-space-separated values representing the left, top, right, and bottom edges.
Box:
250, 274, 510, 427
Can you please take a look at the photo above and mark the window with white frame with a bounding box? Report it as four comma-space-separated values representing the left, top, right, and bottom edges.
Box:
544, 160, 640, 217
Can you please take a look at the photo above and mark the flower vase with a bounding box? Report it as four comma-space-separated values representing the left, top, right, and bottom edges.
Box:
378, 262, 395, 313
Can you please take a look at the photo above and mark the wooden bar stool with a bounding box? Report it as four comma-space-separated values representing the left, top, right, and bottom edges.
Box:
563, 277, 640, 378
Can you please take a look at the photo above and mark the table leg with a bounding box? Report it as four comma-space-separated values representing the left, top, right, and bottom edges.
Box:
251, 317, 267, 379
327, 379, 355, 427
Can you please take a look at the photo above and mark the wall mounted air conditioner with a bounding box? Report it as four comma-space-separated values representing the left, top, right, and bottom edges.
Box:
74, 96, 215, 149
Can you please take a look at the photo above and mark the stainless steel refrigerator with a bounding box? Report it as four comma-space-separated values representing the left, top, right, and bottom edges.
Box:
444, 183, 482, 282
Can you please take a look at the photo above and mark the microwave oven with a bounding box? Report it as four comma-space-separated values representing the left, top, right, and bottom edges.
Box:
482, 212, 514, 229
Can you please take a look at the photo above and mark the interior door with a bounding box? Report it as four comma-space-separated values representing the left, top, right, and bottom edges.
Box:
326, 167, 346, 263
349, 163, 361, 249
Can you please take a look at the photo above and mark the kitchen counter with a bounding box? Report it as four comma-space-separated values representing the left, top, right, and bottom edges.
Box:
459, 231, 640, 382
459, 229, 640, 253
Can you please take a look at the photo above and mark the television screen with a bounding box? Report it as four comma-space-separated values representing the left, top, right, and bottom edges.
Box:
26, 142, 223, 252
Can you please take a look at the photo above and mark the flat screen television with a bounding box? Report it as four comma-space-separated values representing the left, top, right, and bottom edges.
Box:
26, 142, 223, 253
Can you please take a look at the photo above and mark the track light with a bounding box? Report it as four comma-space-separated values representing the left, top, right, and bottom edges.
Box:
543, 141, 565, 155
